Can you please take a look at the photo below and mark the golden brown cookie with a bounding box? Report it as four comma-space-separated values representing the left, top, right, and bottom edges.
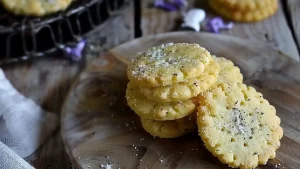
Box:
126, 82, 197, 121
139, 58, 220, 102
141, 113, 197, 138
215, 56, 243, 85
209, 0, 278, 22
214, 0, 277, 11
197, 82, 283, 169
127, 43, 212, 87
1, 0, 72, 16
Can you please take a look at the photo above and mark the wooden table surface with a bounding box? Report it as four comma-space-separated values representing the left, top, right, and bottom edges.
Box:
2, 0, 300, 168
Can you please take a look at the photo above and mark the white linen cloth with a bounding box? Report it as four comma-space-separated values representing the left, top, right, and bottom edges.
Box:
0, 69, 59, 168
0, 141, 35, 169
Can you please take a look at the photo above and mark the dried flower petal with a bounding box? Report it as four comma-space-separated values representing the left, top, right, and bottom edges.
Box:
65, 40, 86, 61
154, 0, 187, 11
206, 17, 234, 33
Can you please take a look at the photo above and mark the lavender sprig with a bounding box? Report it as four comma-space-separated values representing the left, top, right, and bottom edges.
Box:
206, 17, 234, 33
65, 40, 86, 61
154, 0, 187, 11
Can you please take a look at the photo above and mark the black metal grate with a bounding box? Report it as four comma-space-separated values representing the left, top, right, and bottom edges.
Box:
0, 0, 128, 64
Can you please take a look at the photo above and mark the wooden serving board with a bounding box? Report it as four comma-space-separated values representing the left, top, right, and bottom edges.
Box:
61, 32, 300, 169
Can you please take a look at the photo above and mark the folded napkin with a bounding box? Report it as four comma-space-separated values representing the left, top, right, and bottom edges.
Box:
0, 69, 59, 162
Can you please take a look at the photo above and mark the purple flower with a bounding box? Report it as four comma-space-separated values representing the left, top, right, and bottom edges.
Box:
65, 40, 86, 61
154, 0, 187, 11
206, 17, 234, 33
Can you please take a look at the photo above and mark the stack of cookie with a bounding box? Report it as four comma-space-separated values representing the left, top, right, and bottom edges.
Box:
209, 0, 278, 22
126, 43, 283, 169
126, 43, 220, 138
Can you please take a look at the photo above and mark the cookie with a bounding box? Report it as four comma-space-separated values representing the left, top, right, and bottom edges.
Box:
141, 113, 197, 138
127, 43, 212, 87
1, 0, 72, 16
210, 0, 278, 22
126, 82, 197, 120
213, 0, 277, 11
215, 56, 243, 85
139, 58, 220, 102
197, 82, 283, 169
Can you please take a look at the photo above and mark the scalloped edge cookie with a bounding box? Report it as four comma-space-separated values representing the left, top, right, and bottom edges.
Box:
197, 82, 283, 169
210, 0, 278, 22
139, 58, 220, 102
126, 82, 197, 120
141, 113, 197, 138
213, 0, 277, 11
127, 43, 212, 87
214, 56, 243, 85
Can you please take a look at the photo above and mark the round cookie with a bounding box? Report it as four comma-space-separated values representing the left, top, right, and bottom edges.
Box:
127, 43, 212, 87
126, 82, 197, 121
210, 0, 278, 22
215, 56, 243, 85
139, 58, 220, 102
141, 113, 197, 138
197, 82, 283, 169
1, 0, 72, 16
213, 0, 277, 11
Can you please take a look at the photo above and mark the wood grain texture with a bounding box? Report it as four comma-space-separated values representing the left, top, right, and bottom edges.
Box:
62, 32, 300, 169
141, 0, 300, 60
287, 0, 300, 52
1, 1, 135, 168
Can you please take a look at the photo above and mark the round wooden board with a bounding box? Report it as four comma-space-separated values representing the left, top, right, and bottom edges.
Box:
62, 32, 300, 169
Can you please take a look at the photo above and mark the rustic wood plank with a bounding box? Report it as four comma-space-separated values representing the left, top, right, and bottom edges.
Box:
287, 0, 300, 52
141, 0, 299, 60
1, 1, 135, 168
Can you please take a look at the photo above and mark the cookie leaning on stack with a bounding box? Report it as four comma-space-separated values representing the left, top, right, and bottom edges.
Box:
209, 0, 278, 22
197, 57, 283, 169
197, 82, 283, 169
126, 43, 220, 138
